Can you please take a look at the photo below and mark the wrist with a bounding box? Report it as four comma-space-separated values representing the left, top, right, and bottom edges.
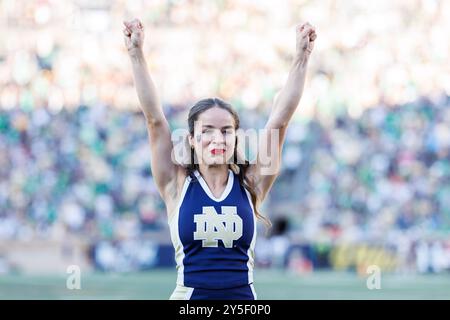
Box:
128, 47, 144, 60
292, 53, 309, 69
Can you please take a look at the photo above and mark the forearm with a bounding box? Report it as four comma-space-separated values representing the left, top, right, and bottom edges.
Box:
271, 56, 308, 126
129, 49, 165, 125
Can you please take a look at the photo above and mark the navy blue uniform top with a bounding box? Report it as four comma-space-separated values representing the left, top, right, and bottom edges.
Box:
168, 169, 256, 289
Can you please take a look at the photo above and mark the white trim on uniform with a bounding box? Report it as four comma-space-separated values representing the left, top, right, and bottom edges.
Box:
194, 169, 234, 202
185, 287, 194, 300
168, 175, 192, 286
244, 189, 257, 284
250, 283, 258, 300
169, 285, 195, 300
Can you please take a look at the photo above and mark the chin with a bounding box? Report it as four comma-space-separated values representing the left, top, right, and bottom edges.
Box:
204, 158, 228, 166
211, 160, 226, 165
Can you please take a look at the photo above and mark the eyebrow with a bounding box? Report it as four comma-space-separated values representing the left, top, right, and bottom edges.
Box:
202, 125, 234, 130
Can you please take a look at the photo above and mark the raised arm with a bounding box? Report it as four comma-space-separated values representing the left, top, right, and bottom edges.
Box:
123, 19, 183, 203
247, 22, 317, 201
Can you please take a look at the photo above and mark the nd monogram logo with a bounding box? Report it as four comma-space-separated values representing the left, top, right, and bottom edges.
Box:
193, 206, 243, 248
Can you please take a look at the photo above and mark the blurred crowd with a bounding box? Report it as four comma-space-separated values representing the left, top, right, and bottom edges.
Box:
276, 93, 450, 240
1, 0, 449, 117
1, 93, 450, 272
1, 0, 450, 273
258, 92, 450, 274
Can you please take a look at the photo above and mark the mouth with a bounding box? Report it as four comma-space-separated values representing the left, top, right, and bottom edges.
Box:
211, 148, 226, 155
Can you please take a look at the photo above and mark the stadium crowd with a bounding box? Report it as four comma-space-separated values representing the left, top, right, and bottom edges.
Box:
1, 93, 449, 273
1, 0, 450, 273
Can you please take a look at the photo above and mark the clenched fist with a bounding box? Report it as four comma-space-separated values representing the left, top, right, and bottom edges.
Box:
295, 22, 317, 64
123, 18, 145, 54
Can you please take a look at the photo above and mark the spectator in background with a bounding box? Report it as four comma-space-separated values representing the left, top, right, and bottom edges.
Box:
270, 216, 291, 269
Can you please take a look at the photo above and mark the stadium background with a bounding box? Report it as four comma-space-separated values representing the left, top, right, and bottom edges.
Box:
1, 0, 450, 299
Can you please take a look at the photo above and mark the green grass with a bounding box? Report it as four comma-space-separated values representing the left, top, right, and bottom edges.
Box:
1, 270, 449, 300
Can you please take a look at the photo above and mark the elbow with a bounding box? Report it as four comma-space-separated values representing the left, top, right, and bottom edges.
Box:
268, 103, 300, 129
145, 115, 166, 129
266, 116, 289, 130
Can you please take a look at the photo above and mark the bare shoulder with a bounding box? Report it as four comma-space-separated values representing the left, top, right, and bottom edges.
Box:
243, 163, 262, 195
244, 162, 279, 204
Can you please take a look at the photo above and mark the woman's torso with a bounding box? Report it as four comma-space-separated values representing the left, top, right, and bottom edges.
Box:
167, 169, 257, 289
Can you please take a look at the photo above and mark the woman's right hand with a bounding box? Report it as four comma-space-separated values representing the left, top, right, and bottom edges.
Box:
123, 18, 145, 55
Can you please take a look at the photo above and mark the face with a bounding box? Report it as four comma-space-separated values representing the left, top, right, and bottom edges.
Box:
189, 107, 237, 166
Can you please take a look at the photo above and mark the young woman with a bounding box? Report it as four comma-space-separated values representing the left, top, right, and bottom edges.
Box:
123, 18, 316, 300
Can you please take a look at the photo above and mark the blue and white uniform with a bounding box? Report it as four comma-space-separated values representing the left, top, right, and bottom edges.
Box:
169, 169, 257, 300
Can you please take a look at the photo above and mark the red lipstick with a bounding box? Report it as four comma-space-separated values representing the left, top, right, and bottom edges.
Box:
211, 149, 225, 155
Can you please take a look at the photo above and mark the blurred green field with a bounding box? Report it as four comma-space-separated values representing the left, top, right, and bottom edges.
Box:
1, 270, 449, 300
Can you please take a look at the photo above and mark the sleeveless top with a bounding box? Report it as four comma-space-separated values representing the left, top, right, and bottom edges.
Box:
168, 169, 256, 289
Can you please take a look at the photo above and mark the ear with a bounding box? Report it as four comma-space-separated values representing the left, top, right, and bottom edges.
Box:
187, 134, 194, 148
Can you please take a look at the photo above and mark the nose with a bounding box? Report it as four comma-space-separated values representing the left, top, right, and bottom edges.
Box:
211, 130, 225, 144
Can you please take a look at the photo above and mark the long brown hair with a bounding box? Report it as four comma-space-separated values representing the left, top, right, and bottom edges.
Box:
186, 97, 271, 228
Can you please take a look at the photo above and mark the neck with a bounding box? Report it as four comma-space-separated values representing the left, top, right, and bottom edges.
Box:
197, 164, 229, 188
